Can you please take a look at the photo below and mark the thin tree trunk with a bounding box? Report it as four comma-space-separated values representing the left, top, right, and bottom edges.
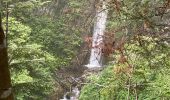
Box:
0, 13, 14, 100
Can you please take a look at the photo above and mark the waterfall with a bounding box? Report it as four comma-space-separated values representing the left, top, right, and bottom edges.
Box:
86, 0, 108, 68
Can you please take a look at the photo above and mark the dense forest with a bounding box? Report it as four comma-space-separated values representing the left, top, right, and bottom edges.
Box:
0, 0, 170, 100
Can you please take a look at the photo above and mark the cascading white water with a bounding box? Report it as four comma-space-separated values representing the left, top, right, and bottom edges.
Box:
86, 0, 108, 68
60, 87, 80, 100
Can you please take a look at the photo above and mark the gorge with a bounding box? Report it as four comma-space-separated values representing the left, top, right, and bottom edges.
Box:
60, 0, 108, 100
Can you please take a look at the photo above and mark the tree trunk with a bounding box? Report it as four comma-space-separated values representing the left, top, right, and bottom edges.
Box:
0, 14, 14, 100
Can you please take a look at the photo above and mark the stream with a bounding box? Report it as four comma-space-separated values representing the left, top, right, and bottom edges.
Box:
60, 87, 80, 100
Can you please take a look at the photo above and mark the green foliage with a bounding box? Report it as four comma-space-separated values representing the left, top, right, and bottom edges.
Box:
2, 0, 169, 99
80, 66, 116, 100
80, 0, 170, 99
80, 37, 170, 100
2, 0, 83, 99
25, 15, 82, 67
5, 17, 56, 99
